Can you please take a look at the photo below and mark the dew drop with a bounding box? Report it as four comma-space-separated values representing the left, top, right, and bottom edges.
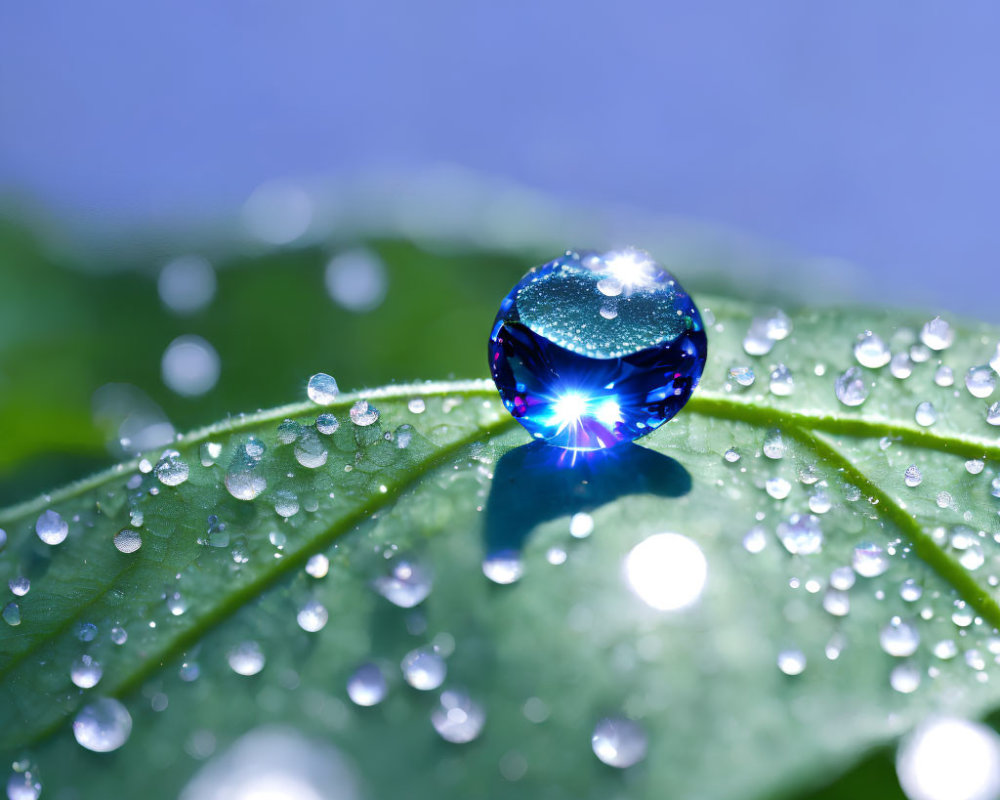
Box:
763, 430, 786, 460
199, 441, 222, 467
35, 509, 68, 545
6, 770, 41, 800
933, 365, 954, 387
482, 551, 524, 585
111, 626, 128, 645
276, 419, 302, 444
8, 576, 29, 597
3, 601, 21, 626
227, 641, 266, 676
743, 318, 775, 356
305, 554, 329, 579
408, 398, 426, 414
830, 565, 856, 591
373, 559, 432, 608
966, 366, 996, 399
933, 639, 958, 660
346, 662, 387, 707
71, 654, 104, 688
306, 373, 340, 406
987, 402, 1000, 427
273, 490, 300, 519
900, 578, 923, 602
890, 662, 922, 694
853, 542, 890, 577
591, 717, 648, 768
890, 352, 914, 379
724, 448, 741, 463
765, 477, 792, 500
742, 526, 767, 554
915, 401, 938, 427
569, 512, 594, 539
401, 647, 447, 690
728, 365, 755, 387
294, 430, 328, 469
73, 698, 132, 752
166, 591, 188, 616
835, 366, 870, 406
823, 589, 850, 617
966, 459, 985, 475
315, 413, 340, 435
114, 528, 142, 554
920, 317, 954, 351
154, 451, 189, 486
904, 465, 923, 488
854, 331, 891, 368
777, 649, 806, 676
296, 599, 329, 633
880, 617, 920, 657
349, 400, 380, 426
769, 364, 794, 396
777, 513, 823, 555
808, 491, 832, 515
431, 689, 485, 744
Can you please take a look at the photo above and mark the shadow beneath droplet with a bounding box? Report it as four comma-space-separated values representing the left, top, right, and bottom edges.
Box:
483, 441, 692, 560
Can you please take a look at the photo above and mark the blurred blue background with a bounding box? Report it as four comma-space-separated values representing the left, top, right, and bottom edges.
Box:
0, 1, 997, 319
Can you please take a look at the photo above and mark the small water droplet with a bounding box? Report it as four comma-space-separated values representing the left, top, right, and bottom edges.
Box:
3, 601, 21, 626
853, 542, 890, 577
114, 528, 142, 554
293, 430, 328, 469
742, 526, 767, 553
73, 698, 132, 752
880, 617, 920, 657
763, 430, 786, 460
591, 717, 648, 768
920, 317, 954, 351
915, 401, 938, 427
305, 554, 329, 579
306, 373, 340, 405
6, 770, 42, 800
373, 559, 432, 607
777, 649, 806, 675
347, 662, 387, 707
830, 565, 856, 591
273, 490, 300, 519
71, 654, 104, 688
401, 647, 447, 690
8, 576, 30, 597
728, 365, 755, 387
225, 441, 267, 501
854, 331, 891, 368
910, 343, 932, 363
742, 318, 775, 356
835, 366, 870, 406
966, 459, 985, 475
569, 512, 594, 539
296, 599, 329, 632
315, 413, 340, 435
35, 509, 68, 545
823, 589, 850, 617
933, 639, 958, 660
808, 491, 831, 515
769, 364, 794, 396
154, 451, 189, 486
765, 476, 791, 500
111, 626, 128, 645
276, 419, 302, 444
166, 591, 188, 616
432, 689, 485, 744
934, 365, 954, 387
952, 601, 975, 627
408, 398, 426, 414
777, 513, 823, 555
987, 402, 1000, 426
482, 551, 524, 585
904, 465, 923, 488
900, 579, 923, 602
890, 352, 914, 379
965, 366, 996, 399
349, 400, 380, 426
227, 641, 266, 676
200, 441, 222, 467
724, 448, 741, 463
890, 662, 922, 694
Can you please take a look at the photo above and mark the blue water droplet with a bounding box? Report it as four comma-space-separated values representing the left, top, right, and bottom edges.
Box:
488, 250, 707, 450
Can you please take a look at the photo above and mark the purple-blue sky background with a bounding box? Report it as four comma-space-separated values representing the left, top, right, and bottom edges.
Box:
1, 2, 998, 318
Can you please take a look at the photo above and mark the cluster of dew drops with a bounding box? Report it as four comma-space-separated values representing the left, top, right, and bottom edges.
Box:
721, 309, 1000, 688
2, 371, 647, 799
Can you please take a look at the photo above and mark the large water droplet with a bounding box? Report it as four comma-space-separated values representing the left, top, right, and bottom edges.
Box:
6, 770, 42, 800
965, 366, 996, 399
591, 717, 648, 768
73, 698, 132, 752
2, 602, 20, 626
431, 689, 485, 744
35, 509, 68, 545
489, 250, 707, 449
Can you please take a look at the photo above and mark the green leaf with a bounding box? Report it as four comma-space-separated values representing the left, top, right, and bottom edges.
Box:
2, 298, 1000, 800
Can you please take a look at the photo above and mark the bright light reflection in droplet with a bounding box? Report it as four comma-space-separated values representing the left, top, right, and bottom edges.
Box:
624, 533, 707, 611
552, 392, 587, 428
594, 398, 622, 426
897, 717, 1000, 800
604, 250, 656, 289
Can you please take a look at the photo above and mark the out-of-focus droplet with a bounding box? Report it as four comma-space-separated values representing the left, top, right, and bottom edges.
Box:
162, 335, 220, 397
591, 717, 648, 768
